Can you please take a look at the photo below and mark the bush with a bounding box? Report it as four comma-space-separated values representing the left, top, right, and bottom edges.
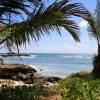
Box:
0, 84, 51, 100
59, 72, 100, 100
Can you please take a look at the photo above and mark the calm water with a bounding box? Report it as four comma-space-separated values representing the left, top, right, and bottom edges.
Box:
1, 53, 94, 78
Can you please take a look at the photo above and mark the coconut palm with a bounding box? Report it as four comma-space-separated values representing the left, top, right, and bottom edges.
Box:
88, 0, 100, 77
88, 0, 100, 55
0, 0, 93, 51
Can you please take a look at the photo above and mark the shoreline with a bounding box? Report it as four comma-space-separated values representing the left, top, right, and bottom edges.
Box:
0, 53, 93, 78
0, 63, 61, 86
0, 53, 31, 57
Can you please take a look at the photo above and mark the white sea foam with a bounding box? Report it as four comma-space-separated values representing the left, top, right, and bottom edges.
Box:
20, 55, 37, 58
61, 55, 92, 59
74, 56, 83, 59
62, 55, 83, 59
29, 64, 44, 73
30, 55, 37, 58
61, 56, 73, 59
85, 57, 91, 59
28, 64, 72, 78
74, 56, 92, 59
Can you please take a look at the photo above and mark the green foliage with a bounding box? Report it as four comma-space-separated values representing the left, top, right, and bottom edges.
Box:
0, 84, 51, 100
59, 72, 100, 100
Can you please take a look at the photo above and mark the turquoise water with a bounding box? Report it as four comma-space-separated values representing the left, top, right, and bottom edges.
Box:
1, 53, 93, 78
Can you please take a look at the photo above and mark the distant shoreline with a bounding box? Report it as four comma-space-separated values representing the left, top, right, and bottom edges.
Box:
0, 53, 31, 57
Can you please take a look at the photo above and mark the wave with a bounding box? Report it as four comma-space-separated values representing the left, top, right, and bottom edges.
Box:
61, 55, 83, 59
85, 57, 91, 59
29, 64, 65, 78
61, 56, 73, 59
74, 56, 92, 59
30, 55, 37, 58
61, 55, 92, 59
29, 64, 43, 72
74, 56, 83, 59
19, 55, 37, 59
11, 63, 92, 78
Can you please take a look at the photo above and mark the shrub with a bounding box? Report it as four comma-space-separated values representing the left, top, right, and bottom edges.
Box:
59, 72, 100, 100
0, 84, 51, 100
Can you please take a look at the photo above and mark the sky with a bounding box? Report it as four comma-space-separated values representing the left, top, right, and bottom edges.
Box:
0, 0, 97, 54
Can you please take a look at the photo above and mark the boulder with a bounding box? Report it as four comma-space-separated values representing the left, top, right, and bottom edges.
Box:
0, 64, 37, 81
46, 77, 61, 83
38, 76, 61, 83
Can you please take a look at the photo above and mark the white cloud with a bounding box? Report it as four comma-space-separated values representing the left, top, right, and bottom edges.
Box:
79, 20, 88, 28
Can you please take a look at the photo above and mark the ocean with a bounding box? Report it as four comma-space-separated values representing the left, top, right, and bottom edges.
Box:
1, 53, 94, 78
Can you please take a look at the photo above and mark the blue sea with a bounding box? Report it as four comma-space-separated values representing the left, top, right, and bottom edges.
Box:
1, 53, 94, 78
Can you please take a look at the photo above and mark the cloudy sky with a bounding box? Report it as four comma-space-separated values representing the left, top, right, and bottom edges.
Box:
0, 0, 97, 54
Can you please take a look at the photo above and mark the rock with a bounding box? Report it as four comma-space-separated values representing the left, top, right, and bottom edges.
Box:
0, 64, 37, 81
45, 77, 61, 83
17, 72, 27, 80
1, 53, 31, 57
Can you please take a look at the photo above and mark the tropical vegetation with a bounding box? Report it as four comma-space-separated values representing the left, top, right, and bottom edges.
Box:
0, 84, 51, 100
59, 72, 100, 100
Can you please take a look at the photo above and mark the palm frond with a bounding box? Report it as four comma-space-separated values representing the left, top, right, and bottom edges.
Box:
0, 0, 42, 24
0, 0, 92, 51
88, 0, 100, 44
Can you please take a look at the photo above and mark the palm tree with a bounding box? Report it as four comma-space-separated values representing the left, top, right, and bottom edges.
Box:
0, 0, 93, 51
88, 0, 100, 77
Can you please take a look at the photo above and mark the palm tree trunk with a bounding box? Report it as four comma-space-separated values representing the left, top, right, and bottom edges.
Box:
92, 44, 100, 77
98, 44, 100, 56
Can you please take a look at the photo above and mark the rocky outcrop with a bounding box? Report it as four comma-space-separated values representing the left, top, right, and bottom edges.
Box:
46, 77, 61, 83
0, 64, 37, 81
30, 76, 61, 84
0, 63, 61, 85
1, 53, 30, 57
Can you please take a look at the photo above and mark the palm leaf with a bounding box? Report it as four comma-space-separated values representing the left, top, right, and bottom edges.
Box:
0, 0, 93, 50
0, 0, 42, 24
88, 0, 100, 44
